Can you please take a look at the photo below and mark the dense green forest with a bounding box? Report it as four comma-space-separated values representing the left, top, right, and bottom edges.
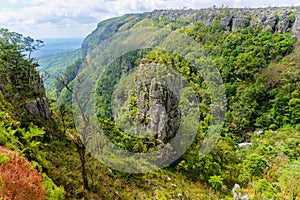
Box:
1, 7, 300, 200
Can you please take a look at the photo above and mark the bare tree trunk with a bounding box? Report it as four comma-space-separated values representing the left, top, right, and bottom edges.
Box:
59, 106, 67, 134
68, 132, 88, 191
77, 142, 88, 191
56, 72, 93, 193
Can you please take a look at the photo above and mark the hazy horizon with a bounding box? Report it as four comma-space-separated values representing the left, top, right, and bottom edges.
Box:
1, 0, 300, 39
32, 37, 83, 58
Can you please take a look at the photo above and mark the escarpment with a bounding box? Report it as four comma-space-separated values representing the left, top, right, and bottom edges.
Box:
81, 7, 300, 58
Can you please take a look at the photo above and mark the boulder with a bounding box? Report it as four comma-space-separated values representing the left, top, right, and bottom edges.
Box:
255, 130, 264, 135
232, 183, 250, 200
238, 142, 252, 148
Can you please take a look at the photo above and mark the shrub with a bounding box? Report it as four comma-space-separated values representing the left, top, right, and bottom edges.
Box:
0, 146, 46, 200
42, 173, 65, 200
0, 134, 6, 146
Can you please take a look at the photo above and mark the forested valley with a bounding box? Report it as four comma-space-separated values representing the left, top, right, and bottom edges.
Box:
0, 7, 299, 200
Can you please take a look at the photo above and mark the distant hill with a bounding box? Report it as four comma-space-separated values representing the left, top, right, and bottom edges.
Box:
32, 38, 83, 58
37, 49, 80, 97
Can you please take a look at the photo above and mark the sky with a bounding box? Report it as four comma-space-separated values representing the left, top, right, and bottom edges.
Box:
0, 0, 300, 39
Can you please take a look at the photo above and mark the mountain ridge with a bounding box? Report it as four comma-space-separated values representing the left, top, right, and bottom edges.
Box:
81, 6, 300, 58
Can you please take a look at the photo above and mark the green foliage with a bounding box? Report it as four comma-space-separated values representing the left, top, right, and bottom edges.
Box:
208, 175, 224, 192
0, 153, 9, 164
180, 19, 296, 139
278, 161, 300, 200
254, 179, 277, 199
0, 29, 46, 119
184, 23, 294, 82
0, 28, 44, 57
42, 173, 66, 200
95, 49, 150, 119
55, 58, 82, 98
57, 81, 74, 105
82, 15, 137, 57
239, 153, 269, 183
99, 119, 159, 153
20, 125, 45, 160
0, 133, 7, 146
38, 49, 80, 96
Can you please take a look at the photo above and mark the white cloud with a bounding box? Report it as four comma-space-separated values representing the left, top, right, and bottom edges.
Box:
0, 0, 299, 38
9, 0, 19, 4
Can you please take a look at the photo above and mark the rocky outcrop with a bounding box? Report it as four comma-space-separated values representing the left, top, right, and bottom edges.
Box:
232, 184, 250, 200
25, 97, 51, 119
135, 63, 181, 142
292, 7, 300, 38
151, 7, 300, 35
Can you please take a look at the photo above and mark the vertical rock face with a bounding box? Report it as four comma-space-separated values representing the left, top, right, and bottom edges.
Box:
151, 7, 300, 35
25, 72, 51, 119
25, 97, 51, 119
292, 7, 300, 39
231, 13, 251, 32
136, 63, 181, 142
0, 47, 51, 120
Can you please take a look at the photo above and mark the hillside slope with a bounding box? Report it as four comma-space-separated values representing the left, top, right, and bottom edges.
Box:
38, 49, 80, 97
